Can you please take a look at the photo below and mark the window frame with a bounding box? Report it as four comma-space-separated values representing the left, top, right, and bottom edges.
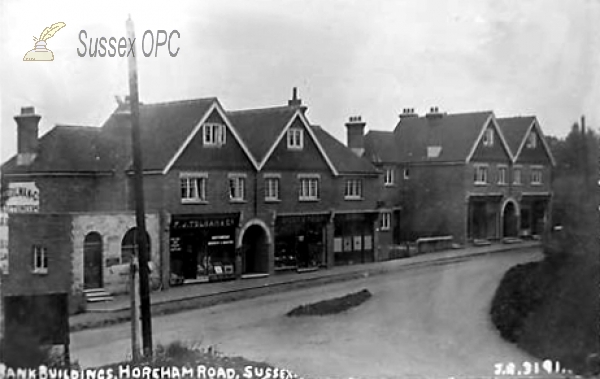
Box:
497, 165, 508, 185
264, 175, 281, 202
203, 123, 226, 146
513, 166, 522, 185
384, 167, 395, 186
180, 172, 208, 203
32, 245, 48, 274
287, 128, 304, 150
482, 127, 494, 147
474, 164, 489, 185
526, 131, 537, 149
380, 212, 391, 231
298, 174, 320, 201
344, 178, 363, 200
228, 173, 247, 202
531, 166, 543, 185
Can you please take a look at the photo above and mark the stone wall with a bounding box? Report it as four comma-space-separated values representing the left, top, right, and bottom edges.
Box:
71, 212, 161, 294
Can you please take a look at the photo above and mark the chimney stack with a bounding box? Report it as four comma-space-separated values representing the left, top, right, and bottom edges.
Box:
288, 87, 307, 113
399, 108, 418, 119
425, 106, 444, 119
14, 106, 41, 165
345, 115, 366, 157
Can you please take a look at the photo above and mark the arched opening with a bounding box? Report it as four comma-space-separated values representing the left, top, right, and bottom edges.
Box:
121, 227, 151, 264
83, 232, 103, 289
503, 201, 518, 238
241, 224, 269, 274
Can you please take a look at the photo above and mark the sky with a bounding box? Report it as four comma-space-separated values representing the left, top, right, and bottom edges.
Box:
1, 0, 599, 164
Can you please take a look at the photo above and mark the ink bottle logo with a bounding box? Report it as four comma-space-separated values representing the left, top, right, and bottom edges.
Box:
23, 22, 66, 61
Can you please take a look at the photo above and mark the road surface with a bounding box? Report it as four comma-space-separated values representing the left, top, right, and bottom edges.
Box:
72, 248, 543, 378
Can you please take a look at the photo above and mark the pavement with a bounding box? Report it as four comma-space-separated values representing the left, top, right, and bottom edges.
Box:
70, 240, 541, 332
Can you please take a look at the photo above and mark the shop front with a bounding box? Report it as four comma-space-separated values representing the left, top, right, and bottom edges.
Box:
333, 212, 376, 266
274, 213, 328, 271
170, 213, 239, 284
468, 195, 502, 241
520, 195, 550, 238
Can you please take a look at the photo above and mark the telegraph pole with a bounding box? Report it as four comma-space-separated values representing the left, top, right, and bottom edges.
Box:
126, 16, 153, 358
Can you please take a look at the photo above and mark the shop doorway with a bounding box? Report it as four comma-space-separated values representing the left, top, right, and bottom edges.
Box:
502, 201, 518, 238
241, 224, 269, 274
83, 232, 103, 289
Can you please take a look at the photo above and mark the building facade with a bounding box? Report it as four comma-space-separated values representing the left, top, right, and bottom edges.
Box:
1, 91, 382, 295
363, 107, 555, 245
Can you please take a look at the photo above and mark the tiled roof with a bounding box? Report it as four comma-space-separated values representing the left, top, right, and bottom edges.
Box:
1, 125, 115, 173
312, 126, 379, 175
364, 130, 402, 163
392, 112, 494, 163
104, 98, 218, 171
496, 116, 535, 156
226, 106, 297, 164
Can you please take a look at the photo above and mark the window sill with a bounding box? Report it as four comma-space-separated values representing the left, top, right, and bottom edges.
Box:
299, 198, 320, 202
32, 269, 48, 275
229, 199, 247, 204
203, 143, 224, 148
181, 200, 208, 205
384, 183, 396, 187
380, 228, 390, 232
344, 197, 364, 201
474, 182, 488, 186
264, 198, 281, 203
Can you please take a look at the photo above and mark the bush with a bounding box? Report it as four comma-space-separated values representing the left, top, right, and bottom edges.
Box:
287, 289, 372, 317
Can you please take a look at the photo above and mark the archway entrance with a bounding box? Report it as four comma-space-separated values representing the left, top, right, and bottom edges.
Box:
241, 224, 269, 274
83, 232, 103, 289
503, 201, 518, 238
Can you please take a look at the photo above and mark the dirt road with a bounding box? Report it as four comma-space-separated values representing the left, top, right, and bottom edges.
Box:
72, 248, 543, 378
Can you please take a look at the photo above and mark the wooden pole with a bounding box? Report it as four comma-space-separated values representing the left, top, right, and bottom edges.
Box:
126, 16, 153, 358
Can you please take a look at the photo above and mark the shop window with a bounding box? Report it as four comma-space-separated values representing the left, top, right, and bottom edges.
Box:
287, 128, 304, 149
180, 173, 207, 203
474, 165, 488, 185
483, 127, 494, 147
384, 168, 395, 186
32, 245, 47, 274
229, 174, 246, 201
299, 176, 319, 201
526, 131, 537, 148
203, 123, 226, 146
497, 166, 507, 185
513, 167, 522, 185
344, 179, 363, 200
531, 168, 543, 185
264, 177, 280, 201
121, 228, 151, 264
380, 212, 391, 231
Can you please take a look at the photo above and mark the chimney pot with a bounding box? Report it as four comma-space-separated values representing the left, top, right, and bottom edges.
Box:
345, 115, 366, 157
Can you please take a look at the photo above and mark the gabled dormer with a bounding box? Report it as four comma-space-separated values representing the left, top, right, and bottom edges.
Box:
497, 116, 555, 166
467, 114, 513, 164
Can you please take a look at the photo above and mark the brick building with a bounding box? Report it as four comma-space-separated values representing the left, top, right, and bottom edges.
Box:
1, 90, 382, 296
363, 107, 555, 244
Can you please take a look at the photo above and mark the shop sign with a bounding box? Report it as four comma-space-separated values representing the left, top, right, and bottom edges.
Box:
2, 182, 40, 213
207, 234, 234, 246
171, 215, 238, 230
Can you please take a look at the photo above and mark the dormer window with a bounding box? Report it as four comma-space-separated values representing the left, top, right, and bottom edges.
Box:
526, 131, 537, 149
483, 127, 494, 147
203, 123, 226, 146
287, 128, 304, 149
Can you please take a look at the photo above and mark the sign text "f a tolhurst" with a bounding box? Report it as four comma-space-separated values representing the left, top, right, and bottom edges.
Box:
77, 30, 180, 58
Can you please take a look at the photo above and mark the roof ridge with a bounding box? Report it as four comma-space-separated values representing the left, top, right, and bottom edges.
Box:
141, 97, 218, 107
54, 124, 99, 129
226, 104, 294, 114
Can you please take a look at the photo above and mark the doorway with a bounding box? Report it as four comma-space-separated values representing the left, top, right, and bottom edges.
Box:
83, 232, 103, 289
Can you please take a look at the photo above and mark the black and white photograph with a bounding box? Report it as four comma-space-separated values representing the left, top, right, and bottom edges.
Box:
0, 1, 598, 378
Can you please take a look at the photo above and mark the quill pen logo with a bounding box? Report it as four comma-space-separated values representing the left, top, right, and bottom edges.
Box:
23, 22, 66, 61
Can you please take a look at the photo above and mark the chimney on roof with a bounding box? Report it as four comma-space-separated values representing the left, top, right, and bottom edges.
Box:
425, 106, 444, 119
345, 115, 366, 157
399, 108, 418, 119
288, 87, 308, 114
14, 106, 41, 165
